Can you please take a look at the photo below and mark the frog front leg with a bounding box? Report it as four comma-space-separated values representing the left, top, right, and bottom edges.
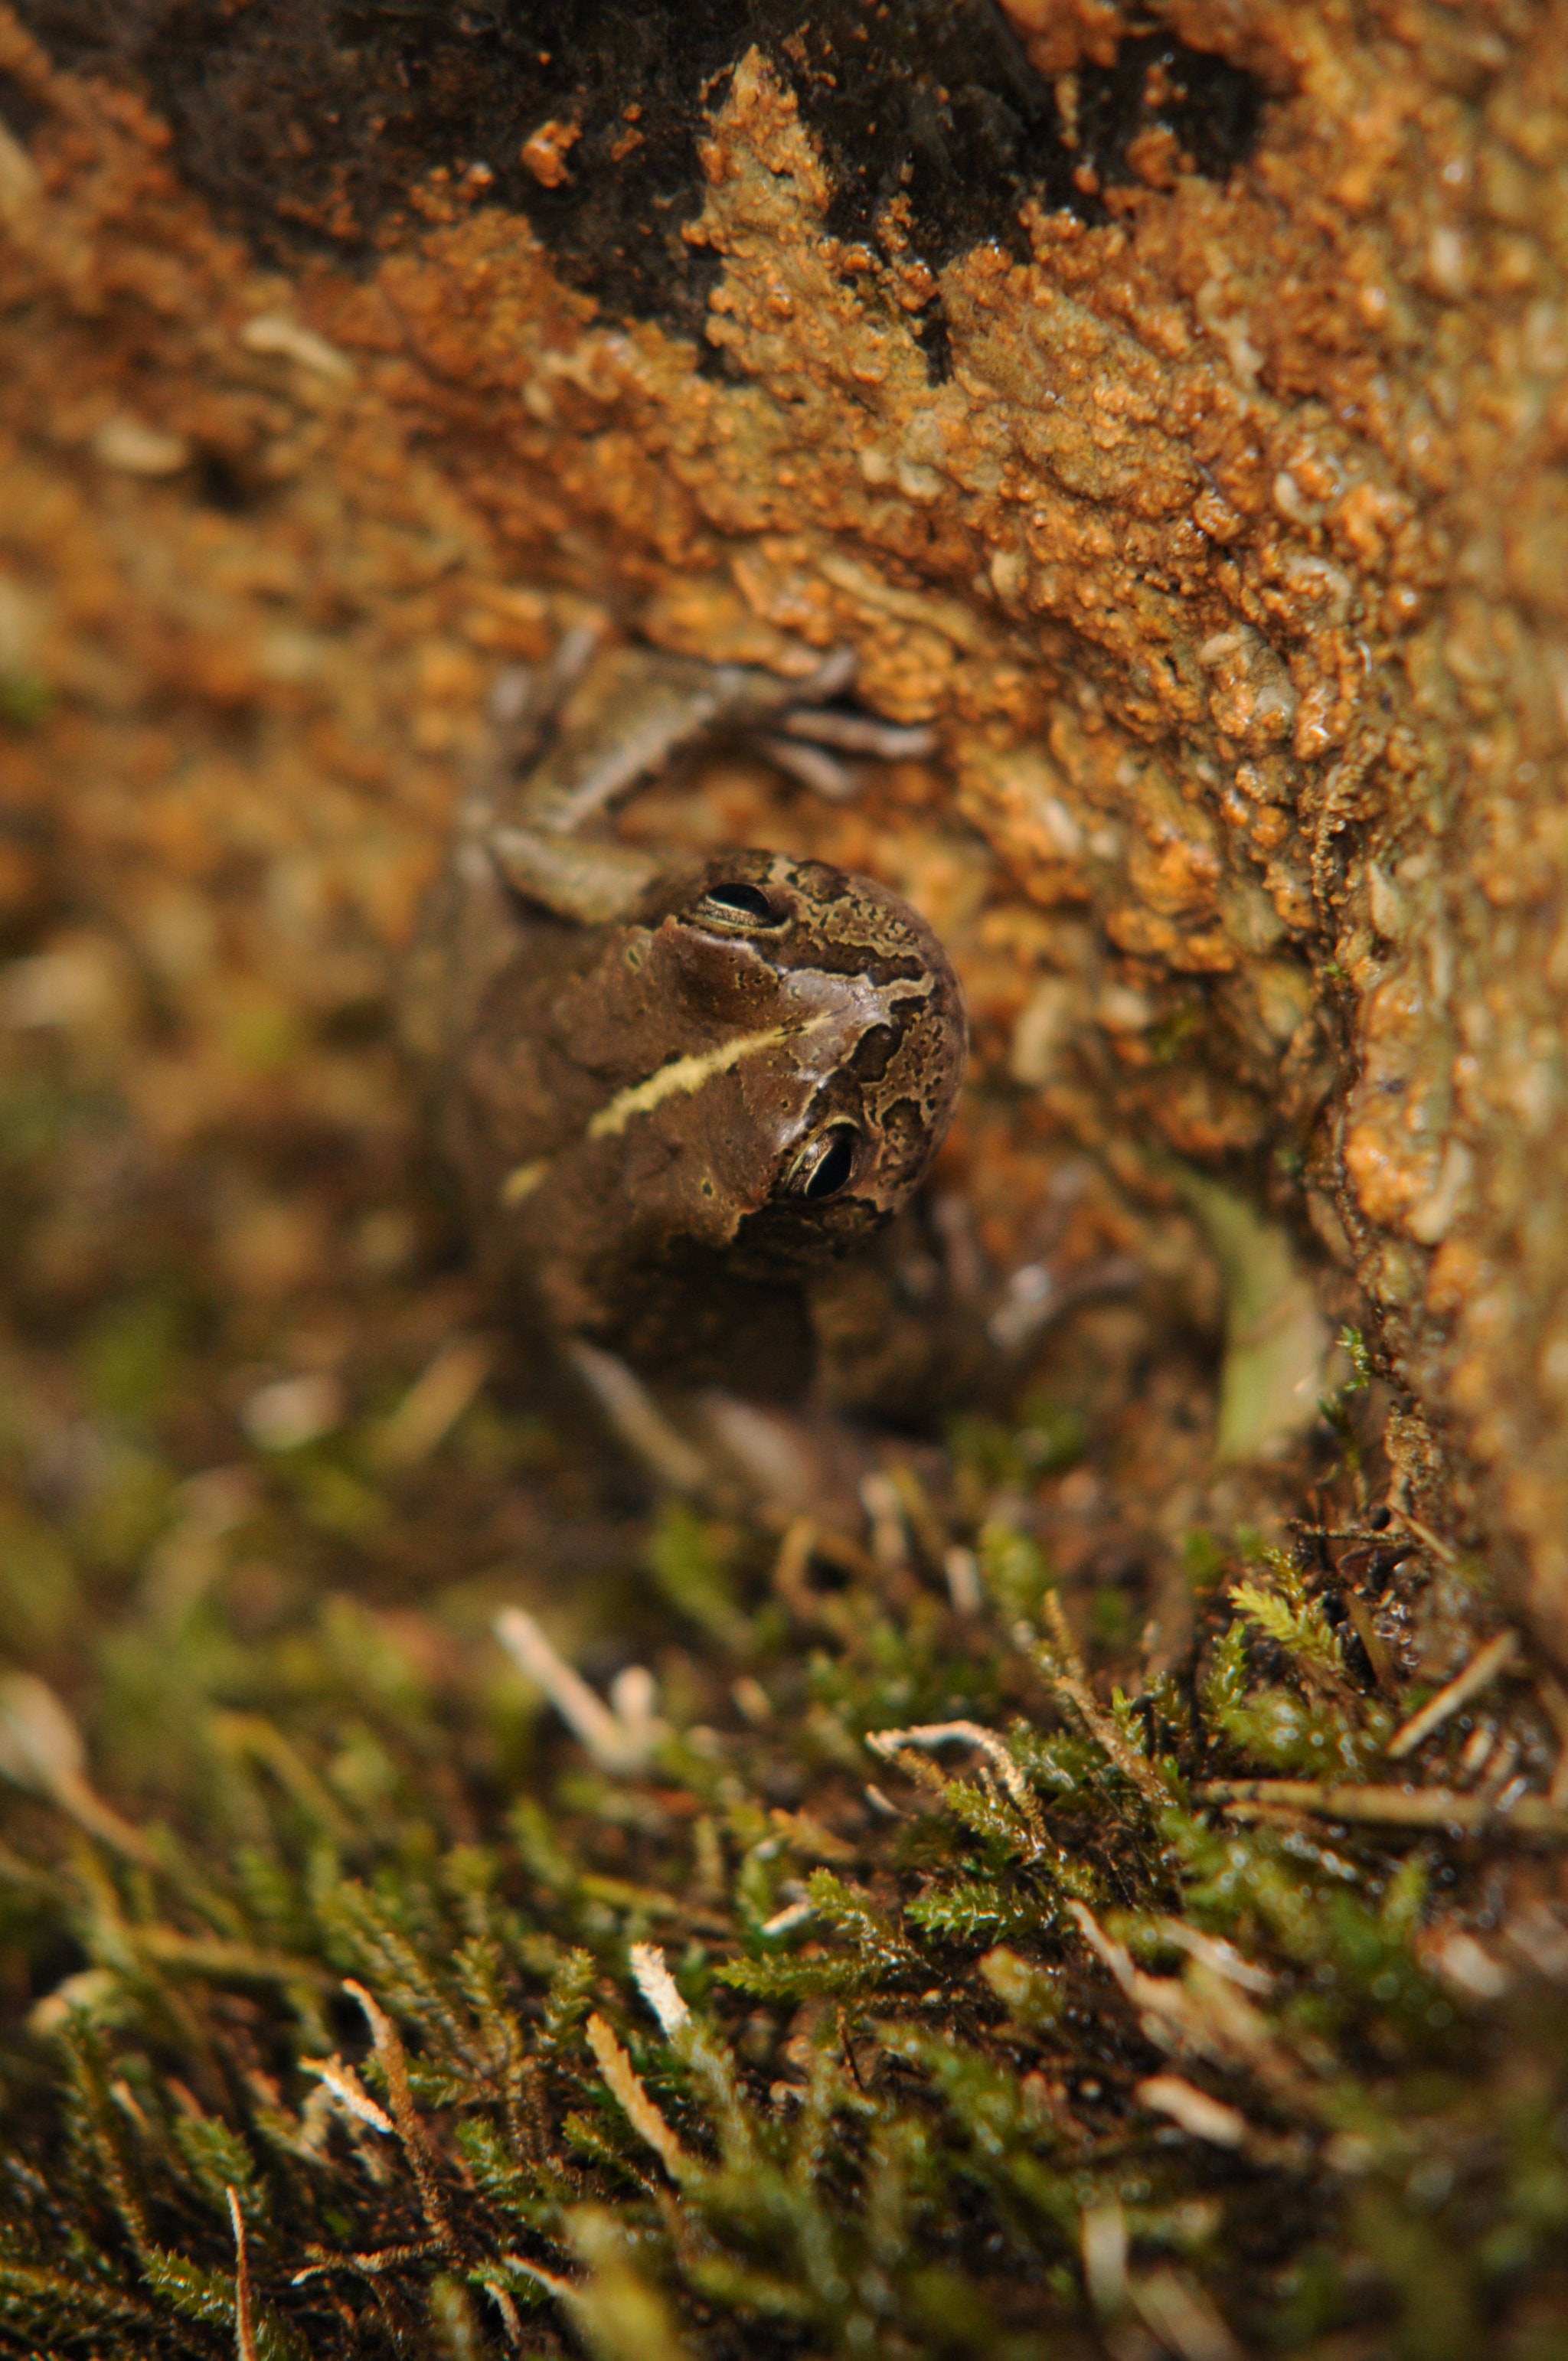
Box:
470, 633, 934, 924
456, 629, 669, 934
400, 632, 670, 1068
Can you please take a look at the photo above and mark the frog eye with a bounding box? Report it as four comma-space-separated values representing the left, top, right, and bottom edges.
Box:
781, 1123, 860, 1203
691, 881, 784, 932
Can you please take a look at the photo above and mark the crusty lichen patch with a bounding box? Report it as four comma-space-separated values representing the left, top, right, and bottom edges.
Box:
279, 11, 1568, 1667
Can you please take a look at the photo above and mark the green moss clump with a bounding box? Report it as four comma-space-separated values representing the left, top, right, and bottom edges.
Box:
0, 1012, 1564, 2356
1, 1386, 1566, 2361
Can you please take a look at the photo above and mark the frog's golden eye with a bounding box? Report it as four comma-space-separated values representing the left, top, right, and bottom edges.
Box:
691, 881, 785, 932
781, 1122, 860, 1203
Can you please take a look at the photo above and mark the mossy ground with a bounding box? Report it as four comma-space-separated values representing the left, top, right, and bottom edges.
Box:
3, 22, 1568, 2347
2, 1014, 1568, 2361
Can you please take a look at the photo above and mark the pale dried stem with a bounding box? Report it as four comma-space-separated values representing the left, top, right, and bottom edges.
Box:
1200, 1779, 1568, 1836
227, 2186, 257, 2361
865, 1719, 1039, 1824
343, 1981, 459, 2258
1037, 1595, 1170, 1807
1387, 1630, 1518, 1759
586, 2013, 693, 2183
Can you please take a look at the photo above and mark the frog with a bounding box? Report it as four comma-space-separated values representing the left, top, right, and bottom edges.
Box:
400, 629, 972, 1486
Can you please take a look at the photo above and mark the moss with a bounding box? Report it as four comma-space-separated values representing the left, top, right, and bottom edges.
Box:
2, 1279, 1566, 2358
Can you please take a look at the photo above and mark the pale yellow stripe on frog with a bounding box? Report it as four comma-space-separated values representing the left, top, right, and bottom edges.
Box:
498, 1020, 793, 1210
587, 1021, 807, 1140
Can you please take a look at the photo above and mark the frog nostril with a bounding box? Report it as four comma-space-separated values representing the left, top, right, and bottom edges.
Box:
693, 881, 782, 930
784, 1124, 860, 1202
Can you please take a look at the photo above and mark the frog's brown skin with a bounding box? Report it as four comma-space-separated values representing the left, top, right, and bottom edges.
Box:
403, 642, 969, 1410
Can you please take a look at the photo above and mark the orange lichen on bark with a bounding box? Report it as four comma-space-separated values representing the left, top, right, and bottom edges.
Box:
995, 0, 1126, 79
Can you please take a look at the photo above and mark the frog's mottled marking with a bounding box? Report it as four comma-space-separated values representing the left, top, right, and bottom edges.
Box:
498, 968, 938, 1205
591, 965, 936, 1145
499, 1158, 550, 1207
